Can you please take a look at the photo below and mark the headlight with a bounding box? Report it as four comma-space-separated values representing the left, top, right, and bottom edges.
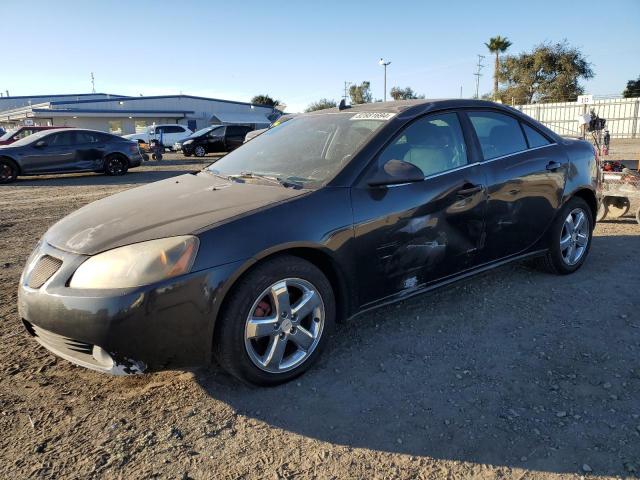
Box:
183, 139, 193, 145
70, 236, 199, 289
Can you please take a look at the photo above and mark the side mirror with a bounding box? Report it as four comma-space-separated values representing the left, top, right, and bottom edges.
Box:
367, 159, 424, 187
34, 140, 47, 148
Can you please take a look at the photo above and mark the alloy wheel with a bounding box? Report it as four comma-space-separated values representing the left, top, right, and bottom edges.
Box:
0, 163, 13, 181
194, 146, 205, 157
560, 208, 590, 266
244, 278, 325, 373
106, 158, 124, 175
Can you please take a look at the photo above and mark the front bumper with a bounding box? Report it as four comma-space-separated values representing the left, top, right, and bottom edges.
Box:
18, 242, 244, 374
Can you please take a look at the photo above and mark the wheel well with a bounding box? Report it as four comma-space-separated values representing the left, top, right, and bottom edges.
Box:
217, 248, 351, 328
0, 156, 20, 175
572, 188, 598, 222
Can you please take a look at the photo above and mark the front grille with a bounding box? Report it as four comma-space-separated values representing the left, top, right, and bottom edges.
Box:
27, 255, 63, 289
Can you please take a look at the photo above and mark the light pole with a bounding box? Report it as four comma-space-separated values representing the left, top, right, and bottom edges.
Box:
379, 58, 391, 101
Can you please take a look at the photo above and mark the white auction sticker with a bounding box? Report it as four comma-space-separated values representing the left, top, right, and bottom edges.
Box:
350, 112, 396, 121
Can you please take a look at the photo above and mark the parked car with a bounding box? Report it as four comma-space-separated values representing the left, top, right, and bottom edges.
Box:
123, 124, 192, 150
176, 125, 253, 157
244, 114, 295, 143
0, 128, 143, 183
0, 125, 66, 146
18, 100, 598, 385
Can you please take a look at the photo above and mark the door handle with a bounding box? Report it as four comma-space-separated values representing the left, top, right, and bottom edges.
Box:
456, 185, 483, 196
546, 161, 562, 171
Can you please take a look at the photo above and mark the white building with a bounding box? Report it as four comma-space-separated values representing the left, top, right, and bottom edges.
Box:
0, 93, 278, 134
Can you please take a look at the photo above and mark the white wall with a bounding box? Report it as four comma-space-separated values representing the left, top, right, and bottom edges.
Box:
514, 97, 640, 138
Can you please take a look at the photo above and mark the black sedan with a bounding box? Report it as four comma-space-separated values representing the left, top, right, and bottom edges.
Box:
18, 100, 599, 385
177, 124, 253, 157
0, 128, 143, 183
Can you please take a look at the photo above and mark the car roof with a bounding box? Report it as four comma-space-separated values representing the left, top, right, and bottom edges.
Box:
309, 98, 524, 116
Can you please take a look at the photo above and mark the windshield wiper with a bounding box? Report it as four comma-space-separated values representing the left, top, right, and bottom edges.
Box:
233, 172, 303, 189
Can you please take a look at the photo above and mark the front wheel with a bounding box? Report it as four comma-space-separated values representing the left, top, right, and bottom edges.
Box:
0, 158, 18, 184
193, 145, 206, 157
534, 197, 593, 275
214, 255, 335, 386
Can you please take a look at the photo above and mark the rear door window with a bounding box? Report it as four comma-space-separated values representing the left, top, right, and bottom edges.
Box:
521, 123, 551, 148
468, 111, 527, 160
75, 131, 101, 144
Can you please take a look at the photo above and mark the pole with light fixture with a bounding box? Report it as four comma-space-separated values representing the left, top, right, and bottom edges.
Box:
379, 58, 391, 102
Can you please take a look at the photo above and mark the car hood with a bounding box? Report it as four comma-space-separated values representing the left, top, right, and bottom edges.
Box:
44, 172, 310, 255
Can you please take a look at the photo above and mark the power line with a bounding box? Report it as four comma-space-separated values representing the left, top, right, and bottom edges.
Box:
473, 55, 485, 99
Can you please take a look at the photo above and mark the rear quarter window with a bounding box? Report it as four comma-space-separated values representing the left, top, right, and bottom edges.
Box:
521, 123, 551, 148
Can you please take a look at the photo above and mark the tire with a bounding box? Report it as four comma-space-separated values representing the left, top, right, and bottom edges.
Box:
533, 197, 594, 275
607, 197, 630, 218
214, 255, 335, 386
0, 158, 18, 184
103, 155, 129, 176
194, 145, 206, 157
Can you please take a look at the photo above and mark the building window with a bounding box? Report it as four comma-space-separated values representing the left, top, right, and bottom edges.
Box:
109, 120, 123, 135
135, 120, 147, 133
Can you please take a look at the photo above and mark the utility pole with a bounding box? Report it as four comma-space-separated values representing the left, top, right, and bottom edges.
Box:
460, 86, 463, 98
343, 81, 351, 103
90, 72, 96, 94
473, 55, 485, 99
379, 58, 391, 102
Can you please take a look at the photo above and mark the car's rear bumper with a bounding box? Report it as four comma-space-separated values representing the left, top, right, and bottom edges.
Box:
18, 242, 244, 373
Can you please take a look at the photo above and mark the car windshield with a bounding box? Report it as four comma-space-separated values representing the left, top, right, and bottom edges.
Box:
8, 130, 52, 147
192, 126, 223, 137
207, 112, 390, 186
0, 129, 18, 141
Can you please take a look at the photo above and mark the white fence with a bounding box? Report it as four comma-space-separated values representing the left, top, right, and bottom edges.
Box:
513, 97, 640, 139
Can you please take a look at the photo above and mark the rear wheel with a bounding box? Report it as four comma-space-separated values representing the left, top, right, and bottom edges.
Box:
214, 255, 335, 386
104, 155, 128, 176
0, 158, 18, 184
533, 197, 593, 275
194, 145, 206, 157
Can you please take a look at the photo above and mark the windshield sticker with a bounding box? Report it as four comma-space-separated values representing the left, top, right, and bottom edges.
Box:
350, 112, 396, 121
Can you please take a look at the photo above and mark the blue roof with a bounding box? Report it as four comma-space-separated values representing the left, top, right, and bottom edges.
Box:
49, 94, 274, 109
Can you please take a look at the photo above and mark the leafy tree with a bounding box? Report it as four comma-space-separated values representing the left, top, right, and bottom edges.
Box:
622, 76, 640, 98
497, 41, 594, 104
485, 35, 512, 100
349, 81, 372, 104
305, 98, 337, 112
389, 86, 425, 100
251, 94, 280, 107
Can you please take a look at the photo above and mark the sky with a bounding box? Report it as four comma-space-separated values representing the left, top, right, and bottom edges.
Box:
1, 0, 639, 112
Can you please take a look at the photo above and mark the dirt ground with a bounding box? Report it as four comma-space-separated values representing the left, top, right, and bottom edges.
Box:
0, 157, 639, 480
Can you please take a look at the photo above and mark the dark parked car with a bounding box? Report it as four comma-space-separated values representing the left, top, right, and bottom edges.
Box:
18, 100, 598, 385
177, 124, 254, 157
0, 128, 143, 183
0, 125, 66, 146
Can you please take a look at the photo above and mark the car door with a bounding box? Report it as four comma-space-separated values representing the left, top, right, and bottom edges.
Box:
74, 131, 106, 171
225, 126, 248, 150
206, 126, 225, 152
464, 110, 567, 263
351, 112, 488, 306
21, 131, 77, 173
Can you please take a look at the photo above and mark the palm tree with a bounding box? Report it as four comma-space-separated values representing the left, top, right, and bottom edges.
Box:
485, 36, 512, 100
